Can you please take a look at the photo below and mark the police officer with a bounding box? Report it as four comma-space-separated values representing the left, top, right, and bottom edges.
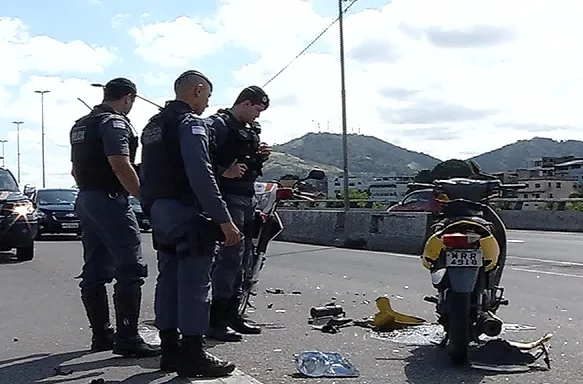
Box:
140, 70, 241, 378
205, 86, 271, 342
70, 78, 160, 357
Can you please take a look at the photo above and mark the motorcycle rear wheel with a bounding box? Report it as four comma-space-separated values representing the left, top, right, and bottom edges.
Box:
448, 291, 472, 365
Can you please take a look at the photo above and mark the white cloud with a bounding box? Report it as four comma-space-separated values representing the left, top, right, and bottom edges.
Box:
0, 17, 115, 86
4, 0, 583, 188
213, 0, 583, 159
0, 16, 118, 187
128, 16, 223, 67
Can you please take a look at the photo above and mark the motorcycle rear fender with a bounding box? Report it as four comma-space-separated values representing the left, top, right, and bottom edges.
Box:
448, 266, 480, 293
422, 219, 500, 271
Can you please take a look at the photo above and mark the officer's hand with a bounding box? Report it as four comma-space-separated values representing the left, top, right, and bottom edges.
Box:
258, 142, 272, 159
222, 159, 247, 179
220, 221, 241, 246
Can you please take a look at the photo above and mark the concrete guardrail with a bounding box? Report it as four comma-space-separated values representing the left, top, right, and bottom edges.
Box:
275, 209, 583, 256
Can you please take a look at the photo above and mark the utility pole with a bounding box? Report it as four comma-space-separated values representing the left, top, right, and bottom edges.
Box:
0, 139, 7, 167
35, 90, 50, 188
12, 121, 23, 183
338, 0, 350, 212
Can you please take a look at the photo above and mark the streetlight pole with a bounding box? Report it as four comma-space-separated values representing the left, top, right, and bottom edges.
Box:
0, 139, 7, 167
338, 0, 350, 212
35, 90, 50, 188
12, 121, 23, 183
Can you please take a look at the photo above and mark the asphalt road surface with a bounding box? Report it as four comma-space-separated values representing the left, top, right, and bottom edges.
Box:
0, 229, 581, 383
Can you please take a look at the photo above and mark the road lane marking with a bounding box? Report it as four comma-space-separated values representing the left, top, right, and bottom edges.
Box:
509, 256, 583, 267
275, 241, 583, 267
507, 239, 524, 243
510, 267, 583, 279
183, 367, 264, 383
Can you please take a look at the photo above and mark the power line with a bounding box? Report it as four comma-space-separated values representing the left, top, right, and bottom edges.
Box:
262, 0, 361, 88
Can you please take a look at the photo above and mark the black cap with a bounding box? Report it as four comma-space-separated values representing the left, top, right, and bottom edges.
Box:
104, 77, 137, 100
235, 85, 269, 109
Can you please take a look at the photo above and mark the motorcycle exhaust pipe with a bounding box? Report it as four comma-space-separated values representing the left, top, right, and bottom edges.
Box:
477, 311, 503, 337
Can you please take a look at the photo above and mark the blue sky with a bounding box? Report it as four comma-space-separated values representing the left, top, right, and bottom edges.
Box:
2, 0, 388, 106
3, 0, 577, 188
0, 0, 393, 189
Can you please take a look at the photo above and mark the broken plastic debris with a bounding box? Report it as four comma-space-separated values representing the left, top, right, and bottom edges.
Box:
295, 351, 359, 377
470, 333, 552, 372
373, 296, 425, 331
372, 324, 446, 346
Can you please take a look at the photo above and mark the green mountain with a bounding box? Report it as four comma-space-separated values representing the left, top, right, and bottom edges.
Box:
272, 132, 441, 176
469, 137, 583, 172
260, 151, 343, 181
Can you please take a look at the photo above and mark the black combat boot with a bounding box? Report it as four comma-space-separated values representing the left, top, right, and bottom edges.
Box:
159, 328, 180, 372
111, 287, 161, 357
177, 335, 236, 378
205, 299, 243, 342
229, 296, 261, 335
81, 286, 115, 352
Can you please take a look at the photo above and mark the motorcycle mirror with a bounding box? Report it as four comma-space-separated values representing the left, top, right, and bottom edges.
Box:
23, 184, 36, 196
306, 169, 326, 180
467, 160, 482, 174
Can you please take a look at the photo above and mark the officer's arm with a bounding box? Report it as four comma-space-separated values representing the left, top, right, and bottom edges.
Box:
210, 118, 229, 176
179, 117, 232, 224
100, 118, 141, 198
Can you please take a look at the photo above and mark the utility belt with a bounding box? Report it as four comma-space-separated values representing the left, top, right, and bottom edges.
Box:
78, 187, 129, 199
150, 199, 225, 256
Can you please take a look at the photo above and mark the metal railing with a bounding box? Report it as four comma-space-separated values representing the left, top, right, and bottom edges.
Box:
280, 197, 583, 211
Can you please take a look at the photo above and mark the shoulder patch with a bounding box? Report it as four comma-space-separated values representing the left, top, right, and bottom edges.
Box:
192, 125, 206, 135
111, 120, 126, 129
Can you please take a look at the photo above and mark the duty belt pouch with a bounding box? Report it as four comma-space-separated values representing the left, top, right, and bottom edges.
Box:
195, 213, 225, 243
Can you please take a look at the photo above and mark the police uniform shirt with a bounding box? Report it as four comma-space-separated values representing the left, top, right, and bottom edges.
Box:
70, 104, 138, 191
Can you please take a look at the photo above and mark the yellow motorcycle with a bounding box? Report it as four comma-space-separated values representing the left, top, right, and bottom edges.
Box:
414, 162, 526, 365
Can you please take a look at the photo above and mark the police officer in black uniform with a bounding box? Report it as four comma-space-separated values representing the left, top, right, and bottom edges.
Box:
70, 78, 160, 357
205, 86, 271, 342
140, 70, 241, 378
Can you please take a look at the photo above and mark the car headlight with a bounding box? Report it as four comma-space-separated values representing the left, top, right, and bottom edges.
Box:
37, 210, 46, 219
13, 201, 35, 216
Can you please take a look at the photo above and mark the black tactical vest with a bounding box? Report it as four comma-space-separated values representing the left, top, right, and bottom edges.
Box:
140, 100, 215, 205
213, 110, 261, 196
70, 104, 138, 193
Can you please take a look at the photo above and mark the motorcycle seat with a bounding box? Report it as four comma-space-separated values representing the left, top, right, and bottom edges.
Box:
434, 178, 500, 201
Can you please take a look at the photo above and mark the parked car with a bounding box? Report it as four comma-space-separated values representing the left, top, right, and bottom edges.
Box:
27, 188, 81, 239
0, 168, 38, 261
387, 188, 444, 216
129, 196, 150, 231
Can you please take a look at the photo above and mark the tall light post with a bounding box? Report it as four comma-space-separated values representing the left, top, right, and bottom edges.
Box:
12, 121, 23, 183
35, 90, 50, 188
0, 139, 7, 167
338, 0, 350, 212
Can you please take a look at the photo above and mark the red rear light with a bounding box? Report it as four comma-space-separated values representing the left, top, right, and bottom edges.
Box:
441, 233, 480, 248
276, 187, 293, 200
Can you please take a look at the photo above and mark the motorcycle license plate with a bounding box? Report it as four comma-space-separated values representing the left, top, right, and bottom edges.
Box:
445, 249, 483, 267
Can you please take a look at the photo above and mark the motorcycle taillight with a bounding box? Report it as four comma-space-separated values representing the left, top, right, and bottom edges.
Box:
276, 187, 294, 200
441, 232, 480, 248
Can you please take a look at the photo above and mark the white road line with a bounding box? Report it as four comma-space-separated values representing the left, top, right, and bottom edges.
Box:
276, 241, 583, 267
510, 267, 583, 279
184, 367, 264, 384
509, 256, 583, 267
507, 239, 524, 243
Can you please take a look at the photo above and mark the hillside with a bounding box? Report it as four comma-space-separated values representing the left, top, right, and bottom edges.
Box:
260, 151, 343, 181
469, 137, 583, 172
273, 132, 441, 176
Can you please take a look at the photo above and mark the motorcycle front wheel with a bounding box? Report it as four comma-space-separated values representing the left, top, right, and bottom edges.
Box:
448, 290, 472, 365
